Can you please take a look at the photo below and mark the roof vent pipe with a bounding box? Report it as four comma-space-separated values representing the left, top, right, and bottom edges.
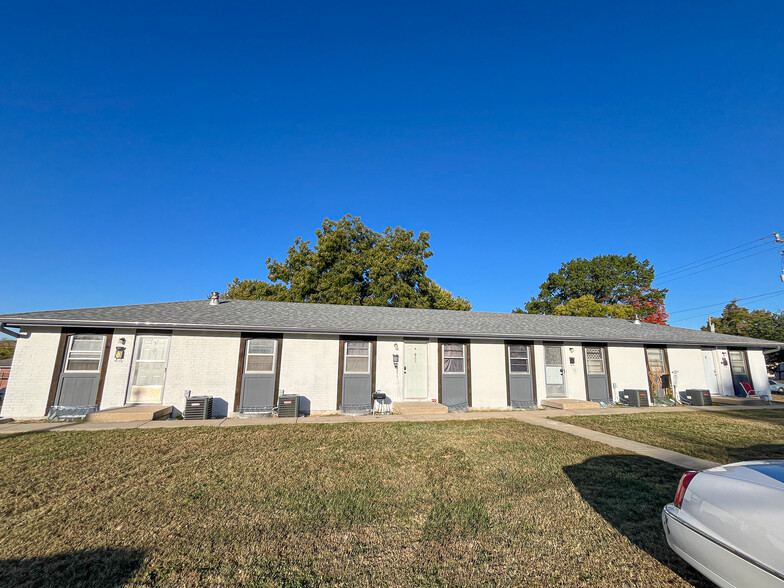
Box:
209, 292, 220, 305
632, 314, 641, 325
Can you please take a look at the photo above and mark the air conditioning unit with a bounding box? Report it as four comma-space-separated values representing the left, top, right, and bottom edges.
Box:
277, 394, 299, 418
618, 389, 650, 407
682, 389, 712, 406
184, 396, 213, 420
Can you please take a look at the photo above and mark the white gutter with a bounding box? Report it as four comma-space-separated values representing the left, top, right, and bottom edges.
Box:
0, 318, 780, 348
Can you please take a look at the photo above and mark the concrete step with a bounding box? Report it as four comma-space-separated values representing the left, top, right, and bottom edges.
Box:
393, 401, 449, 415
85, 405, 173, 423
540, 398, 602, 410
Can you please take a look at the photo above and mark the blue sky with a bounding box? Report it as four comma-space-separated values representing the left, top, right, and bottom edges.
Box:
2, 1, 783, 332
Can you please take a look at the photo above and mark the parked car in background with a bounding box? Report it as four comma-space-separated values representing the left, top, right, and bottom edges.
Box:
770, 379, 784, 394
662, 461, 784, 588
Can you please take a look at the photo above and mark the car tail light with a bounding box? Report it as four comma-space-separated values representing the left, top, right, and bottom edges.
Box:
674, 471, 698, 508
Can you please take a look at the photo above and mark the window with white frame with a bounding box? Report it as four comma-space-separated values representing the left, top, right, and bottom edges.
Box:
443, 343, 465, 373
344, 341, 370, 374
245, 339, 276, 373
508, 345, 530, 374
64, 334, 105, 372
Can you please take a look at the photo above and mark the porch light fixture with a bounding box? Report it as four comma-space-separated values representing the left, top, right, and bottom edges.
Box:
392, 354, 399, 369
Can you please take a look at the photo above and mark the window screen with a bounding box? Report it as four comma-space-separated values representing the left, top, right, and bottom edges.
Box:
64, 334, 105, 372
647, 348, 665, 369
246, 339, 276, 373
545, 346, 562, 365
443, 343, 465, 373
585, 347, 605, 375
344, 341, 370, 373
509, 345, 530, 373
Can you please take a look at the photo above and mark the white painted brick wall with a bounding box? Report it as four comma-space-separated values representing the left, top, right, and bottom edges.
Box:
162, 331, 241, 417
426, 339, 439, 402
375, 338, 405, 403
607, 345, 648, 400
278, 335, 339, 414
1, 328, 61, 419
99, 330, 136, 410
666, 348, 708, 394
748, 349, 770, 395
469, 339, 507, 409
5, 325, 773, 419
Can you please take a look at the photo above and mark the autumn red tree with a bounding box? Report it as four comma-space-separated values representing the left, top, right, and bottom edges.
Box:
518, 254, 668, 323
627, 289, 669, 325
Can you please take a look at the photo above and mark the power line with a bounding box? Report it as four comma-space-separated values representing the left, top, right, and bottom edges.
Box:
668, 291, 784, 325
669, 312, 723, 325
656, 234, 775, 278
667, 289, 784, 314
656, 245, 781, 285
656, 241, 776, 280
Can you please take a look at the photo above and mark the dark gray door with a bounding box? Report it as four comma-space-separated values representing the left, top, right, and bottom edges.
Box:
441, 343, 468, 411
584, 346, 610, 403
55, 334, 106, 407
544, 345, 565, 398
508, 344, 535, 408
239, 339, 278, 413
341, 341, 373, 413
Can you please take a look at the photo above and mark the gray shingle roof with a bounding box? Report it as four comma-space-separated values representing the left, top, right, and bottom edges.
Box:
1, 299, 781, 348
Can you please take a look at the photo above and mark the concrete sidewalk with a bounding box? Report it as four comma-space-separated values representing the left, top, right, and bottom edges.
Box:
517, 414, 720, 470
1, 403, 779, 470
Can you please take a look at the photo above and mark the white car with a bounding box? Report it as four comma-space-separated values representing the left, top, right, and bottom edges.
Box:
662, 461, 784, 587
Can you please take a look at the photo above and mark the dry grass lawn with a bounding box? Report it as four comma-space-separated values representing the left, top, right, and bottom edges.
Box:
554, 409, 784, 464
1, 420, 711, 587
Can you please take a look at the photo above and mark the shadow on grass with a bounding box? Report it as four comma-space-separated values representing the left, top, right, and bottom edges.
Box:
718, 408, 784, 426
0, 548, 145, 588
726, 443, 784, 462
563, 455, 712, 588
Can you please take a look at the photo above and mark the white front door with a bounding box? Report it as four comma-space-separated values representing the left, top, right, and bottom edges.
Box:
404, 341, 428, 399
126, 336, 170, 404
701, 350, 720, 396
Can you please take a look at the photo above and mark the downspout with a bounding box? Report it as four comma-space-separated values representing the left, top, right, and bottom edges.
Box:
0, 323, 21, 339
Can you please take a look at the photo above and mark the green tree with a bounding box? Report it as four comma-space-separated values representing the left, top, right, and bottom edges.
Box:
519, 254, 668, 324
0, 339, 15, 360
703, 302, 784, 368
551, 294, 636, 319
226, 215, 471, 311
